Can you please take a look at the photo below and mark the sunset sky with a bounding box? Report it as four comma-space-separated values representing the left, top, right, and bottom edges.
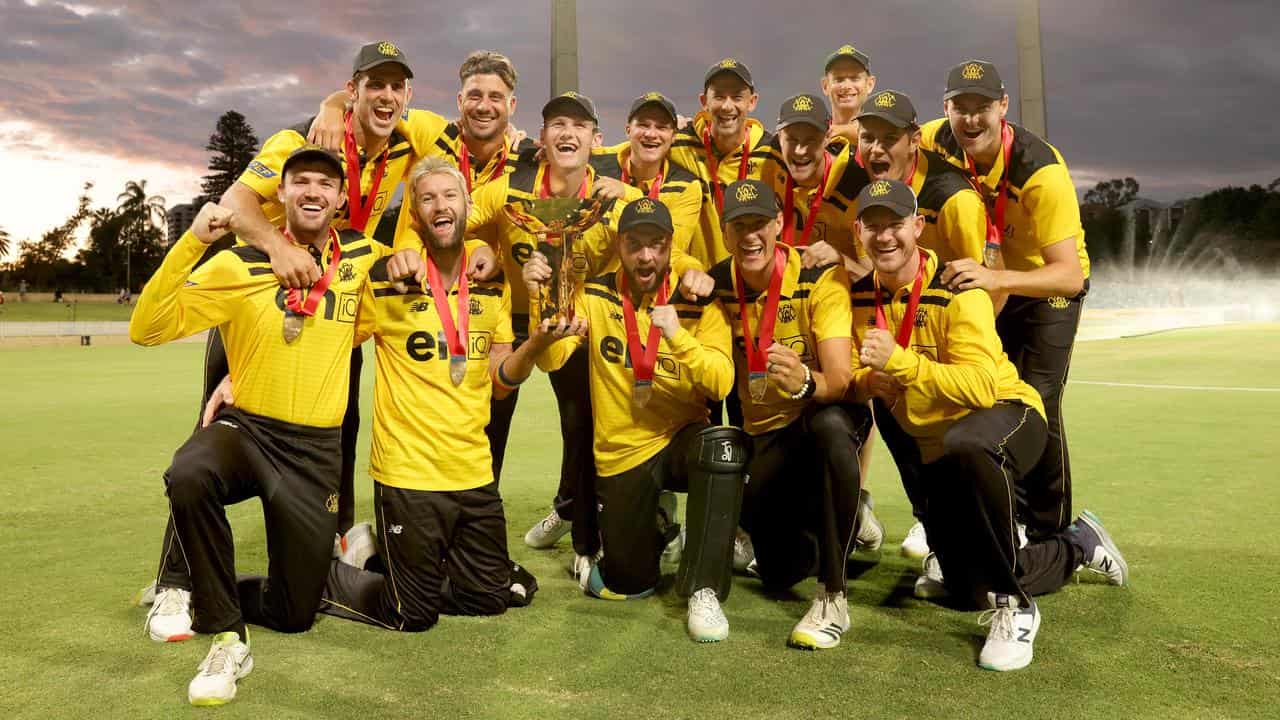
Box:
2, 0, 1276, 254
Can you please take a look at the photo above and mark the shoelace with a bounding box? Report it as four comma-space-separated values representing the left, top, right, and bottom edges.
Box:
200, 645, 233, 676
978, 607, 1016, 642
155, 589, 187, 616
691, 590, 722, 620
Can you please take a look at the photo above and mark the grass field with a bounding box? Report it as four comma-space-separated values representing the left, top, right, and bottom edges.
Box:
2, 323, 1278, 719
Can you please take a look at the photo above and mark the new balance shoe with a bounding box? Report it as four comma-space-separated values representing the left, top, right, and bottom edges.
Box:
187, 631, 253, 706
687, 587, 729, 643
145, 586, 193, 643
978, 592, 1040, 672
854, 490, 884, 553
572, 551, 603, 592
732, 528, 755, 573
1068, 509, 1129, 586
339, 522, 376, 570
524, 509, 570, 549
788, 588, 851, 650
901, 521, 929, 559
913, 552, 948, 600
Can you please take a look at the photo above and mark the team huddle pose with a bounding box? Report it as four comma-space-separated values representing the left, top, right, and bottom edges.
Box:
129, 41, 1128, 707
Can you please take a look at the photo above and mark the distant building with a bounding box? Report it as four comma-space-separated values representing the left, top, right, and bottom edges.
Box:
166, 202, 199, 244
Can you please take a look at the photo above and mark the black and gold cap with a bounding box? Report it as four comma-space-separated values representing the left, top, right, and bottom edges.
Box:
618, 198, 674, 235
721, 180, 778, 223
353, 41, 413, 78
627, 91, 678, 124
856, 179, 918, 218
542, 91, 599, 124
824, 44, 871, 73
776, 93, 831, 132
855, 90, 918, 129
281, 145, 344, 182
703, 57, 754, 90
944, 59, 1005, 100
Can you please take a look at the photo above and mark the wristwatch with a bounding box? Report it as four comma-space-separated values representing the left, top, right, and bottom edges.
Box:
788, 364, 816, 401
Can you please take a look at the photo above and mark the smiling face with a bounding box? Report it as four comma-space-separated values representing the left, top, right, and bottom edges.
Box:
346, 64, 412, 142
724, 212, 781, 276
625, 106, 676, 168
540, 109, 598, 172
410, 169, 470, 252
857, 116, 920, 182
700, 75, 758, 143
821, 58, 875, 118
457, 72, 515, 143
944, 92, 1009, 161
278, 162, 345, 237
619, 225, 672, 296
778, 122, 828, 188
858, 205, 924, 281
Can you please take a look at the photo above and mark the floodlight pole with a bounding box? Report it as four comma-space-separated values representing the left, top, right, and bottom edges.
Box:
551, 0, 579, 96
1016, 0, 1048, 139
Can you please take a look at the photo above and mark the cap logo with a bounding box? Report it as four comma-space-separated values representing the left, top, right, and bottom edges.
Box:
643, 91, 664, 102
734, 184, 759, 202
377, 42, 400, 57
791, 95, 814, 112
718, 58, 738, 69
562, 90, 580, 99
869, 180, 892, 198
962, 63, 985, 81
635, 199, 657, 214
874, 93, 897, 108
837, 44, 858, 55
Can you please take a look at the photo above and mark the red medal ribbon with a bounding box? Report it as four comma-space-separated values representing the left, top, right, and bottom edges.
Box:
781, 152, 833, 247
874, 249, 927, 348
966, 121, 1015, 250
342, 111, 389, 233
424, 244, 471, 363
734, 246, 786, 376
457, 137, 508, 193
619, 272, 670, 384
703, 128, 751, 213
284, 227, 342, 317
621, 159, 664, 200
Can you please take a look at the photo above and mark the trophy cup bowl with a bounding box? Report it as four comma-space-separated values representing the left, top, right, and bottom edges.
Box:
502, 196, 605, 323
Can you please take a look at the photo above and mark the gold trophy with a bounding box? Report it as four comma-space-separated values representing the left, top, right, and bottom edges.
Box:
502, 197, 605, 322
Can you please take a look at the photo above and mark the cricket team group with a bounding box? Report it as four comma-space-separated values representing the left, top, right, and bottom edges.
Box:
129, 40, 1129, 706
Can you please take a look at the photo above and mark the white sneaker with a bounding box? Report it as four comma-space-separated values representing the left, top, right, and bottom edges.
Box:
1069, 509, 1129, 586
913, 552, 948, 599
572, 551, 601, 592
854, 491, 884, 552
135, 580, 157, 607
687, 587, 729, 643
732, 528, 755, 573
145, 587, 194, 643
339, 522, 376, 569
187, 631, 253, 706
788, 588, 851, 650
978, 592, 1040, 672
524, 510, 570, 549
901, 521, 930, 560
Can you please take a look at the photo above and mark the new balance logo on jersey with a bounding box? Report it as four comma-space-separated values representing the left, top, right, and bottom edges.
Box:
389, 524, 403, 535
410, 301, 431, 313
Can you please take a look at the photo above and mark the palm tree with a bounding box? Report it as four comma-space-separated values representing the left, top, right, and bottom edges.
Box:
116, 180, 166, 292
0, 225, 10, 260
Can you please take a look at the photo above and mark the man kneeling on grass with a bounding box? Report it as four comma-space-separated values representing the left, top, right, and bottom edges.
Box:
848, 179, 1128, 672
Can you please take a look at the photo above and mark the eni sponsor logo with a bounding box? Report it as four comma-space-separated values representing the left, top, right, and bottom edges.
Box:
962, 63, 985, 81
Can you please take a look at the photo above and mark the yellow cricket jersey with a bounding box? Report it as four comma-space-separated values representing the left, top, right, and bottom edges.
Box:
355, 239, 513, 492
920, 119, 1090, 278
130, 228, 382, 428
591, 142, 705, 267
535, 268, 735, 476
389, 108, 532, 254
759, 138, 871, 262
708, 245, 853, 436
238, 119, 416, 237
849, 248, 1045, 464
669, 113, 774, 268
908, 148, 989, 264
395, 159, 641, 317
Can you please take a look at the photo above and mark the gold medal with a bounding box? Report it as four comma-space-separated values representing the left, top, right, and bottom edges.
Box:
282, 312, 304, 343
984, 244, 1002, 269
748, 373, 768, 402
632, 381, 653, 408
449, 357, 467, 387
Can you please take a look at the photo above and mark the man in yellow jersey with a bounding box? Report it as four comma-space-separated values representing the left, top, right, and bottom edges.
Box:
849, 179, 1126, 672
820, 44, 876, 145
855, 88, 991, 561
316, 158, 555, 632
591, 92, 706, 285
390, 92, 640, 556
524, 197, 748, 643
706, 180, 870, 651
921, 60, 1090, 542
669, 58, 774, 270
130, 147, 382, 705
138, 42, 433, 629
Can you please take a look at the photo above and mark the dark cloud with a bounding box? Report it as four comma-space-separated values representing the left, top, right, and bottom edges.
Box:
2, 0, 1277, 204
